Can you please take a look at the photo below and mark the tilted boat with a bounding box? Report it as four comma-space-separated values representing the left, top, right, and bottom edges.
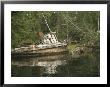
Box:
11, 32, 68, 57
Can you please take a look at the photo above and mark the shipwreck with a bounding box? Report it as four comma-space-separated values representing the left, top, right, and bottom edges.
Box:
12, 13, 68, 57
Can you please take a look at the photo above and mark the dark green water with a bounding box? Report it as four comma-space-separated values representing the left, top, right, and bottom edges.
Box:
11, 48, 100, 77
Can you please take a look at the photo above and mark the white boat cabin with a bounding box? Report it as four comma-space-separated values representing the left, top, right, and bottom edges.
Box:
37, 32, 67, 49
42, 32, 58, 44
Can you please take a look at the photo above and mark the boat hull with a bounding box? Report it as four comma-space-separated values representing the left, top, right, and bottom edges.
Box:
11, 46, 68, 58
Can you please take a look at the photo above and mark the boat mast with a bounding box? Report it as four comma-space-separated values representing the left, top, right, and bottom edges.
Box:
66, 12, 69, 43
42, 13, 52, 33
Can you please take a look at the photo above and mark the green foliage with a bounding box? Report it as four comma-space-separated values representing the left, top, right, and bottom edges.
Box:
11, 11, 100, 48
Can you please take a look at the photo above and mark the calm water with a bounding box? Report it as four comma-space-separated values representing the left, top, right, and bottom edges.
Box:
11, 48, 100, 77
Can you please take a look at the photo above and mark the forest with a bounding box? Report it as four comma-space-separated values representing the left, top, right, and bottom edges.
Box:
11, 11, 100, 49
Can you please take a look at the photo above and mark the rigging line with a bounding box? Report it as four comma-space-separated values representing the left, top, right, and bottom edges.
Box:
62, 14, 81, 31
42, 13, 52, 32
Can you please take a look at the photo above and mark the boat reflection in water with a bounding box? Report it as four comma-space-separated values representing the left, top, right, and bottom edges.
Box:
11, 54, 68, 76
37, 60, 66, 74
11, 49, 100, 77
